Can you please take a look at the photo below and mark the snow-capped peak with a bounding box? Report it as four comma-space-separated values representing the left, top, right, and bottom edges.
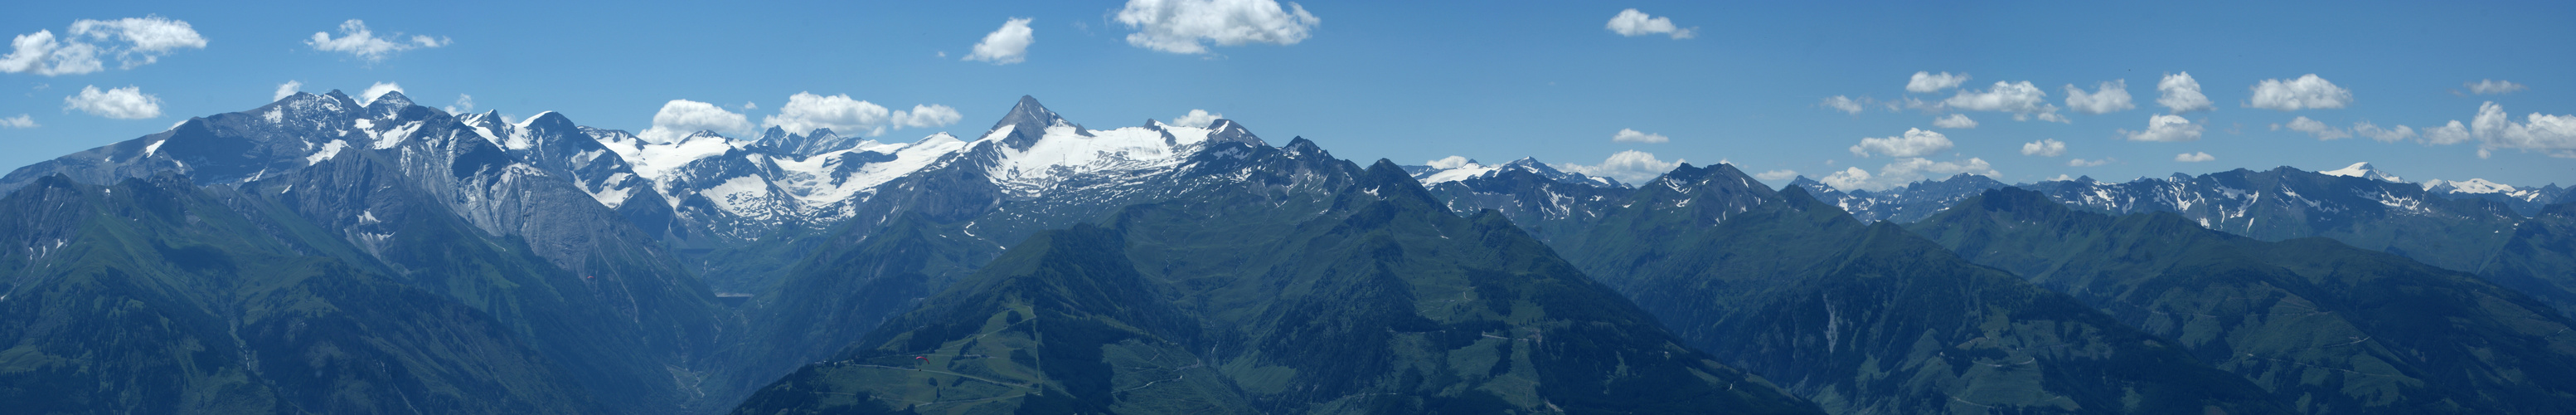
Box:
1414, 160, 1494, 184
2320, 162, 2405, 183
2423, 178, 2516, 194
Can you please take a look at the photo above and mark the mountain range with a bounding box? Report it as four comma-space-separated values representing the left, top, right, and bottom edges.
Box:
2, 92, 2570, 414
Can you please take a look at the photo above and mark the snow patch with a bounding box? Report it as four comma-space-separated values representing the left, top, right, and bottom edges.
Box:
306, 139, 348, 165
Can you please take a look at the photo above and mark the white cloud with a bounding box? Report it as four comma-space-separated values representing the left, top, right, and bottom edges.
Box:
70, 16, 206, 69
893, 104, 962, 129
642, 100, 754, 144
2284, 116, 2350, 140
0, 31, 95, 76
1169, 110, 1223, 128
2121, 114, 2203, 142
1931, 114, 1977, 129
0, 114, 35, 128
2246, 74, 2352, 110
2156, 72, 2213, 114
1907, 71, 1968, 93
764, 93, 885, 137
964, 17, 1035, 65
1754, 169, 1798, 183
1821, 157, 1996, 191
2467, 79, 2526, 95
2352, 122, 2416, 142
1943, 81, 2065, 122
2425, 120, 2472, 145
1560, 150, 1683, 184
3, 16, 206, 76
307, 19, 448, 62
2467, 101, 2576, 158
2064, 80, 2134, 115
359, 81, 403, 105
1821, 95, 1868, 114
1115, 0, 1321, 55
1849, 128, 1953, 158
2174, 152, 2215, 162
63, 85, 162, 120
272, 81, 303, 101
2048, 174, 2075, 182
1612, 128, 1670, 144
2066, 158, 2113, 167
758, 92, 960, 137
445, 93, 475, 114
2021, 139, 2066, 157
1604, 9, 1696, 39
1424, 155, 1472, 169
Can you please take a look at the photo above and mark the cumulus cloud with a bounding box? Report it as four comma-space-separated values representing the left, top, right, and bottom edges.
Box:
759, 92, 959, 137
2, 16, 206, 76
1560, 150, 1683, 184
642, 100, 754, 144
764, 93, 886, 137
70, 16, 206, 68
1754, 169, 1798, 183
2121, 114, 2202, 142
1168, 109, 1223, 128
2174, 152, 2215, 162
1821, 95, 1869, 115
2066, 158, 2112, 167
1604, 8, 1696, 39
2156, 72, 2213, 114
1932, 114, 1977, 129
2064, 80, 2134, 115
2425, 120, 2472, 145
63, 85, 162, 119
1849, 128, 1953, 158
445, 93, 474, 114
1115, 0, 1321, 55
272, 81, 303, 101
2246, 74, 2352, 110
1908, 71, 1968, 93
2021, 139, 2066, 157
965, 17, 1035, 65
358, 81, 404, 105
1943, 81, 2065, 122
2467, 101, 2576, 158
307, 19, 447, 62
1821, 157, 1996, 191
2467, 80, 2526, 95
2352, 122, 2416, 142
0, 114, 35, 128
893, 105, 962, 129
1424, 155, 1473, 169
2283, 116, 2351, 140
1612, 128, 1670, 144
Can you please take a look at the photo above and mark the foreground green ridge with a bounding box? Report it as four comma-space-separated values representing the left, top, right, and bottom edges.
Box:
1558, 164, 2283, 415
1909, 188, 2576, 413
0, 174, 599, 413
733, 160, 1822, 414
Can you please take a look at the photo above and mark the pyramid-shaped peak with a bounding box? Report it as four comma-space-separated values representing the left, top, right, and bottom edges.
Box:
2320, 162, 2404, 183
1002, 95, 1060, 124
365, 90, 413, 107
988, 95, 1074, 150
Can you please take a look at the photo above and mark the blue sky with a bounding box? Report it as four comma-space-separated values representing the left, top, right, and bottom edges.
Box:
4, 0, 2571, 189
